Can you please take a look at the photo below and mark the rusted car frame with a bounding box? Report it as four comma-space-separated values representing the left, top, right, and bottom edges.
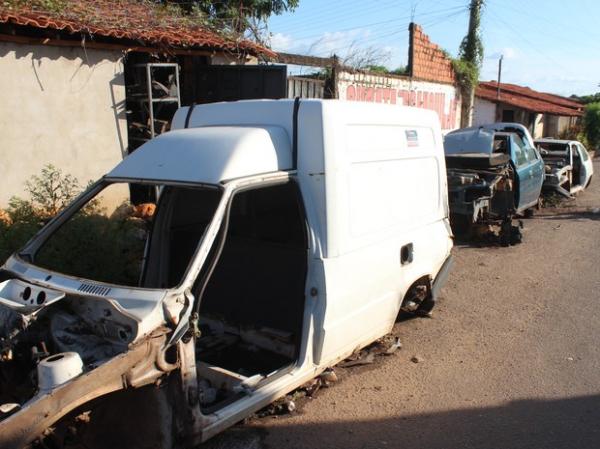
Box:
444, 123, 545, 245
0, 100, 454, 448
534, 138, 594, 197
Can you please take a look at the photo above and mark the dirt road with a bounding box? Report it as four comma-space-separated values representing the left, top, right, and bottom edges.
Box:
204, 160, 600, 449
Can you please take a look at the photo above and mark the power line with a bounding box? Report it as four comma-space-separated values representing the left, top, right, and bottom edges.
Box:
277, 1, 402, 35
278, 2, 467, 38
311, 7, 468, 58
289, 3, 467, 41
485, 9, 572, 73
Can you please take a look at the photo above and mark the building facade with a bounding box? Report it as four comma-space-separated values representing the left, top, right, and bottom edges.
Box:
473, 81, 583, 138
0, 0, 274, 206
335, 24, 462, 132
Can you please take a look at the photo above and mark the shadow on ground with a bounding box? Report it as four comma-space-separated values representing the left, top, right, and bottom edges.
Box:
203, 394, 600, 449
539, 209, 600, 222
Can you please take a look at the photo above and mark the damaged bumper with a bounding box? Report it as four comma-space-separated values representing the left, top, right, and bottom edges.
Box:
543, 165, 573, 198
0, 330, 176, 449
0, 332, 177, 449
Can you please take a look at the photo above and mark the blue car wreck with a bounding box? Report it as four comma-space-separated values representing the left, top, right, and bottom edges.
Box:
444, 123, 544, 245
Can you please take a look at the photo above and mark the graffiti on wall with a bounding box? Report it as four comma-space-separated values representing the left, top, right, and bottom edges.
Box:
345, 84, 459, 130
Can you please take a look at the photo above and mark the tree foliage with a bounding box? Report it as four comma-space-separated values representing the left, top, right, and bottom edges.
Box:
0, 165, 99, 264
364, 65, 408, 76
0, 166, 145, 285
159, 0, 298, 31
584, 102, 600, 150
455, 0, 485, 93
572, 92, 600, 105
458, 0, 485, 67
341, 44, 390, 70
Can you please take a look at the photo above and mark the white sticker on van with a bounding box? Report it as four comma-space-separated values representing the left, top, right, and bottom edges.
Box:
406, 130, 419, 147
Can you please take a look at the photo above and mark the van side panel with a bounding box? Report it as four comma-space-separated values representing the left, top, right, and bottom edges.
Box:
313, 103, 451, 365
171, 100, 452, 366
314, 219, 451, 365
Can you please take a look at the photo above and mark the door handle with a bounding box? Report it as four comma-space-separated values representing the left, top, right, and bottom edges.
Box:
400, 243, 413, 265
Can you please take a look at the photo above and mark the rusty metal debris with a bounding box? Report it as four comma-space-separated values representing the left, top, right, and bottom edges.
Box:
340, 335, 403, 368
411, 355, 425, 364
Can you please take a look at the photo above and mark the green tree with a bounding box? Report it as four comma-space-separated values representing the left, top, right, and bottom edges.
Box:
572, 92, 600, 105
455, 0, 485, 127
161, 0, 298, 31
584, 102, 600, 150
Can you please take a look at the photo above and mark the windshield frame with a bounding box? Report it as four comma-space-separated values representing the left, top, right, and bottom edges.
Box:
10, 176, 227, 293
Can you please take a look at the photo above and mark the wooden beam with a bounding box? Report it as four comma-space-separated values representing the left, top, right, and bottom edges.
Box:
0, 32, 217, 57
275, 51, 334, 68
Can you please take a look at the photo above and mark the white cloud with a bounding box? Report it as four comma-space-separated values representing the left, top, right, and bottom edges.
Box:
480, 54, 600, 96
486, 47, 519, 60
268, 29, 378, 58
269, 28, 407, 74
269, 32, 294, 52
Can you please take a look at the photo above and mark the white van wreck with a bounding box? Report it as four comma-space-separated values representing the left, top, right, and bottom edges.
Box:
0, 100, 453, 448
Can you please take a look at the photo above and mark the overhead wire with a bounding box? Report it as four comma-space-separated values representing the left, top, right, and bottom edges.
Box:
277, 4, 468, 59
315, 7, 468, 58
485, 8, 573, 73
278, 0, 402, 35
285, 3, 467, 39
289, 3, 467, 41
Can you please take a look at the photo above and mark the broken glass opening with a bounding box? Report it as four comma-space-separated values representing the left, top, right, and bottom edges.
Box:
31, 182, 221, 288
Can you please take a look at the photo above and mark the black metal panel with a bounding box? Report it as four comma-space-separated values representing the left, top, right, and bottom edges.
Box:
188, 65, 287, 104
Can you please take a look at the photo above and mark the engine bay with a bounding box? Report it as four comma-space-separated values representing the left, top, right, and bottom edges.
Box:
0, 277, 135, 419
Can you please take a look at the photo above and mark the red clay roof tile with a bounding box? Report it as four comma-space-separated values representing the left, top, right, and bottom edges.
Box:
0, 0, 275, 57
477, 81, 583, 116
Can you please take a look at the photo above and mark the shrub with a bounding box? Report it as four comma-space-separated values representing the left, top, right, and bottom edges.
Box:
0, 165, 147, 286
558, 123, 589, 148
0, 165, 85, 264
583, 102, 600, 150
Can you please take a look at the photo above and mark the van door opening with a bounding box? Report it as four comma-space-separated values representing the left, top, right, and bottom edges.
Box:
193, 181, 308, 411
570, 144, 584, 188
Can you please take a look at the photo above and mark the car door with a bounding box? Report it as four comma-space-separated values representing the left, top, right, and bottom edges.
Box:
523, 139, 544, 204
511, 133, 544, 212
577, 143, 594, 188
510, 135, 536, 210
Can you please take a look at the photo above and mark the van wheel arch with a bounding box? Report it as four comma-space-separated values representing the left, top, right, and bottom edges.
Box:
398, 275, 434, 319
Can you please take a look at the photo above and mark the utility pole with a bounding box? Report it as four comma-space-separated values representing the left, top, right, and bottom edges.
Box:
459, 0, 484, 128
496, 54, 503, 99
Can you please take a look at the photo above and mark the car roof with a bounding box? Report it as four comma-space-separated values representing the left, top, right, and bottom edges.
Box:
534, 138, 575, 144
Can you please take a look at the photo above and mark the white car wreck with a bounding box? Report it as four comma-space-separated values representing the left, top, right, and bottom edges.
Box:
534, 138, 594, 197
0, 100, 453, 449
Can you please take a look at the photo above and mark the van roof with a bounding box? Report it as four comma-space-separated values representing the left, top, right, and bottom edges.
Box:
108, 99, 441, 185
107, 126, 292, 184
171, 99, 440, 132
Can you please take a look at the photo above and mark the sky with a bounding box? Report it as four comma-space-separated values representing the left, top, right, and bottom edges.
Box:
266, 0, 600, 97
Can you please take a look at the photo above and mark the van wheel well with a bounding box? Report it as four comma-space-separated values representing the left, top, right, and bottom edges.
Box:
398, 275, 434, 318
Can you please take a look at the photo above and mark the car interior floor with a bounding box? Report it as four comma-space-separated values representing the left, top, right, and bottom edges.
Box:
192, 183, 308, 408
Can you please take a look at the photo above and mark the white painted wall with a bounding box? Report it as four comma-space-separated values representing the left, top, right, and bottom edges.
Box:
337, 70, 462, 131
473, 98, 497, 126
0, 42, 128, 207
210, 54, 257, 65
533, 113, 545, 138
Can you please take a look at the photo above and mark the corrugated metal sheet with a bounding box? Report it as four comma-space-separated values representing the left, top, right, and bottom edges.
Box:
287, 76, 325, 99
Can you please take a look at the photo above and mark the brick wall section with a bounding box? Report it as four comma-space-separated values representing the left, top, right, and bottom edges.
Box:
409, 23, 456, 84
